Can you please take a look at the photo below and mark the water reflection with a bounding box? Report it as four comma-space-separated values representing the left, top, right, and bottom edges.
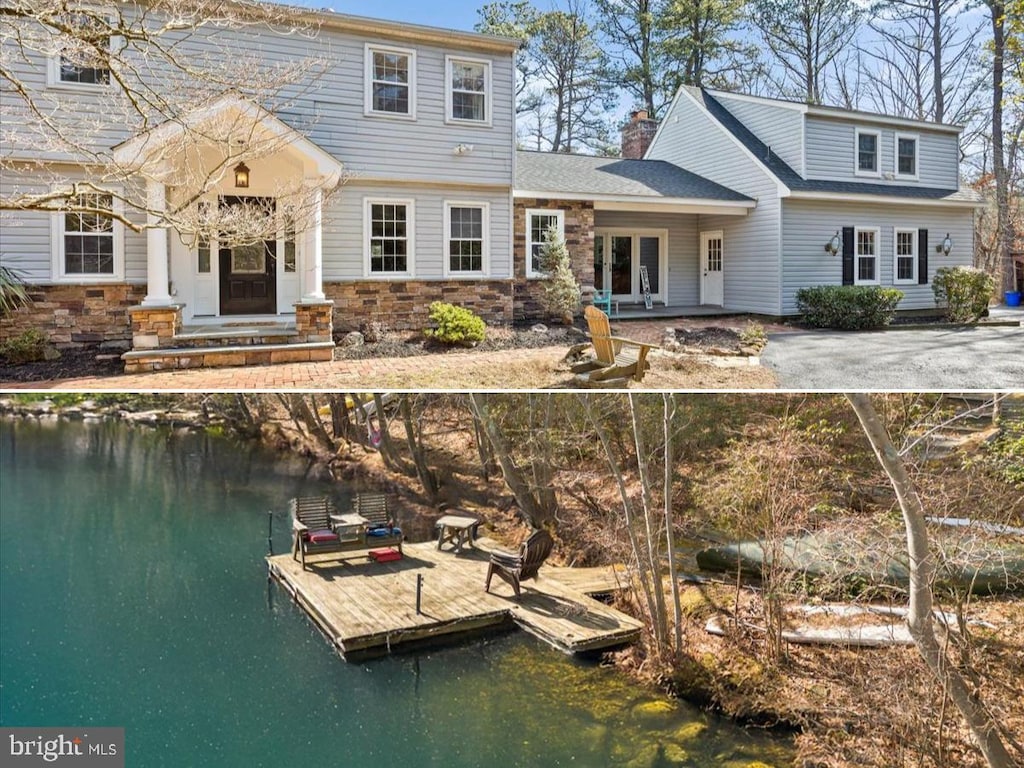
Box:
1, 418, 792, 767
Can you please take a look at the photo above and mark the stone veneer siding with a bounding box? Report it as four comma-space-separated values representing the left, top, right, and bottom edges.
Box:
324, 280, 514, 333
514, 199, 595, 323
0, 283, 145, 349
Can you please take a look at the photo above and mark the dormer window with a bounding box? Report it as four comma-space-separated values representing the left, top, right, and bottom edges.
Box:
855, 128, 880, 176
895, 133, 918, 179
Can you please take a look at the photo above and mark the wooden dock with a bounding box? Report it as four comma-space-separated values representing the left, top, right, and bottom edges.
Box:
267, 538, 643, 658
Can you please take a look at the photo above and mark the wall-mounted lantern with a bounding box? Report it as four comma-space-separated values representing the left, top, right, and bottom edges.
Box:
233, 162, 250, 189
936, 233, 953, 256
825, 231, 842, 256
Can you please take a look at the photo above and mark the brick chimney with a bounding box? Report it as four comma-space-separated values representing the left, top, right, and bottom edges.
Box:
620, 109, 659, 159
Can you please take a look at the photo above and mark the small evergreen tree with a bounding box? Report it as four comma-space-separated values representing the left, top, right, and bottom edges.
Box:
538, 225, 581, 322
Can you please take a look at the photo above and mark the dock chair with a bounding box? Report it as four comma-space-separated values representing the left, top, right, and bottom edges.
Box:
291, 496, 347, 570
485, 529, 554, 598
353, 492, 403, 554
572, 305, 655, 384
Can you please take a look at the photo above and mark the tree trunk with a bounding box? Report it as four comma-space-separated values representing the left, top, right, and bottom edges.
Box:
399, 396, 440, 506
663, 394, 684, 655
847, 393, 1014, 768
467, 394, 555, 528
931, 0, 944, 123
989, 2, 1010, 293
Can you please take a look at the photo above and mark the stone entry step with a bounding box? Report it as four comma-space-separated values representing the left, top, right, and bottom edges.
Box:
121, 341, 335, 374
172, 324, 301, 349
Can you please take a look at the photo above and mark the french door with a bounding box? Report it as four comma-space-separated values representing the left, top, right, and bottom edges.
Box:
593, 229, 667, 303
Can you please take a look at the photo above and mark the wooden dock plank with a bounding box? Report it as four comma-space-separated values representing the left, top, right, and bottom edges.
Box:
268, 540, 642, 657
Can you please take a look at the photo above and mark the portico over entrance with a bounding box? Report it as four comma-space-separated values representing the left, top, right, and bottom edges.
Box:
112, 94, 344, 324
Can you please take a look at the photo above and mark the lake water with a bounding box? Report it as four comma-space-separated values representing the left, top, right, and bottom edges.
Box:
0, 417, 792, 767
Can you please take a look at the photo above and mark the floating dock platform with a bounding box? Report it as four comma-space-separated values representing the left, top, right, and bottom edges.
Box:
267, 538, 643, 658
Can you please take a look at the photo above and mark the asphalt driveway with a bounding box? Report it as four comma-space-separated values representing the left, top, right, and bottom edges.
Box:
762, 325, 1024, 390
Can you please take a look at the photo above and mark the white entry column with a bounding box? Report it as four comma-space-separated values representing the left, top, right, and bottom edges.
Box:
301, 186, 326, 301
141, 179, 174, 306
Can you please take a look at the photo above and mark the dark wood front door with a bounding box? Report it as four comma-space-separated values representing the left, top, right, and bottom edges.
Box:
219, 196, 276, 315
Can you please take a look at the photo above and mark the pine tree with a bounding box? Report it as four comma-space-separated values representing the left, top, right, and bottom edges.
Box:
538, 226, 581, 323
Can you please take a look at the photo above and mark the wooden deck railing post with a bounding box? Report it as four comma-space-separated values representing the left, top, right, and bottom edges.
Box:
267, 510, 274, 556
416, 574, 423, 615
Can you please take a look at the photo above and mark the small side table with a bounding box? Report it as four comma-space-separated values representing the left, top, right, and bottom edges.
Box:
435, 514, 480, 554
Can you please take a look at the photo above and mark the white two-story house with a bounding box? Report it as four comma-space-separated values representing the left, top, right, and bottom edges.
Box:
0, 5, 517, 371
514, 87, 982, 319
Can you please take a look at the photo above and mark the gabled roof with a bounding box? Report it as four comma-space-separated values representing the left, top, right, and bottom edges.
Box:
515, 150, 753, 204
690, 89, 983, 206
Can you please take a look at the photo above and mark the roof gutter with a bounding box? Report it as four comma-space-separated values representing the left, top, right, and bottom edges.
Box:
788, 190, 985, 208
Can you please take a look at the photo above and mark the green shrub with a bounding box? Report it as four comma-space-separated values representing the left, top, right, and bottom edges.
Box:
537, 225, 581, 322
932, 266, 994, 323
796, 285, 904, 330
423, 301, 486, 346
0, 328, 48, 363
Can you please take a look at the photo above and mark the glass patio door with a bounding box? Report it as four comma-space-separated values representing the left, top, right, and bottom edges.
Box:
610, 235, 633, 297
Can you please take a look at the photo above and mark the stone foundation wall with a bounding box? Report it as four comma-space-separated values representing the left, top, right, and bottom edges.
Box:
294, 300, 334, 343
514, 199, 595, 324
0, 283, 145, 349
324, 280, 514, 332
128, 304, 183, 350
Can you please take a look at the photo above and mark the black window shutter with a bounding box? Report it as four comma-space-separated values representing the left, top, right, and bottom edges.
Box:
842, 226, 855, 286
918, 229, 929, 284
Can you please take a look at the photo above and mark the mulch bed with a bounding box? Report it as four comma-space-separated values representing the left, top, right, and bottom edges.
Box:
0, 347, 125, 383
674, 327, 748, 352
334, 324, 587, 361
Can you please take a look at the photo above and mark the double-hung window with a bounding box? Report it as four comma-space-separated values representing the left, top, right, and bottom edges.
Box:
445, 202, 488, 276
446, 56, 490, 124
366, 199, 413, 276
854, 227, 880, 285
526, 209, 565, 277
895, 133, 918, 179
365, 45, 415, 117
49, 12, 111, 87
894, 228, 918, 284
52, 191, 124, 281
855, 128, 880, 176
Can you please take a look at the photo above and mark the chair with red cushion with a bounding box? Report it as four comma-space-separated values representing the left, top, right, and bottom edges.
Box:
291, 496, 344, 570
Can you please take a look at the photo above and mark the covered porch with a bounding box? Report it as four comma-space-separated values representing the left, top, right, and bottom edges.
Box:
111, 95, 344, 372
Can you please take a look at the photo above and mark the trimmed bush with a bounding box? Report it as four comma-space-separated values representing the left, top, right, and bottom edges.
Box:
537, 225, 581, 322
0, 328, 48, 363
796, 285, 904, 330
423, 301, 486, 346
932, 266, 994, 323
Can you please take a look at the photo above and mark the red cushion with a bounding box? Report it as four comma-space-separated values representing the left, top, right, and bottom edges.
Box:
369, 548, 402, 562
308, 529, 339, 544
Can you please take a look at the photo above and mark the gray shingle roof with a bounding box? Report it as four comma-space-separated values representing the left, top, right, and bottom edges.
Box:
515, 150, 752, 202
691, 88, 983, 204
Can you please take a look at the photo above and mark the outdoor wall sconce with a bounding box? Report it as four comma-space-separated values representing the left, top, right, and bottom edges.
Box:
936, 233, 953, 255
825, 231, 841, 256
233, 162, 250, 188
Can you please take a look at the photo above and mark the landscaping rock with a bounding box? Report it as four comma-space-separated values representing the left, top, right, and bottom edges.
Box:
42, 346, 62, 361
530, 323, 548, 334
341, 331, 364, 348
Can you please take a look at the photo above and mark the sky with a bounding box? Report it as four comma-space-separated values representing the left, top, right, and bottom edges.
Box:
294, 0, 489, 31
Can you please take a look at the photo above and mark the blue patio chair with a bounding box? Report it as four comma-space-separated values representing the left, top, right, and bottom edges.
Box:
592, 289, 613, 317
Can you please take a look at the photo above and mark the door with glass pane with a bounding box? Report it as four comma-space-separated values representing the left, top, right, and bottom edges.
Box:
218, 196, 277, 315
594, 230, 666, 303
700, 230, 724, 306
610, 235, 633, 297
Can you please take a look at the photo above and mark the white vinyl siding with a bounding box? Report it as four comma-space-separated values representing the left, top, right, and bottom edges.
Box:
781, 199, 974, 313
805, 117, 959, 188
364, 44, 416, 119
446, 56, 491, 126
526, 209, 564, 278
854, 227, 880, 284
711, 93, 805, 175
46, 12, 112, 89
444, 201, 489, 277
647, 89, 782, 314
893, 227, 917, 284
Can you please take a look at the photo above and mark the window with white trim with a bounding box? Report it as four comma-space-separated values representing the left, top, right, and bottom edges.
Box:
366, 199, 413, 276
48, 12, 111, 86
894, 228, 917, 284
895, 133, 918, 179
365, 45, 415, 117
855, 227, 879, 284
445, 202, 488, 275
52, 191, 124, 281
855, 128, 880, 176
446, 56, 490, 124
526, 209, 564, 277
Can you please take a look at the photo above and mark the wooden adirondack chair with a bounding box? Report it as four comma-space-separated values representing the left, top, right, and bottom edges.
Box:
572, 305, 655, 384
485, 529, 555, 598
